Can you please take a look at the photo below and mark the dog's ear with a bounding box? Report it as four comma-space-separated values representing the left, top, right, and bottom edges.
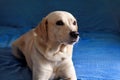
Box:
35, 18, 48, 42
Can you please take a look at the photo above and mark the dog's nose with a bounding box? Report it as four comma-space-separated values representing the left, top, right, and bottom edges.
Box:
69, 31, 79, 38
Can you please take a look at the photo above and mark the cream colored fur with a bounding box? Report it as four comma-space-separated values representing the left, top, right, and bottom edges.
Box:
12, 11, 79, 80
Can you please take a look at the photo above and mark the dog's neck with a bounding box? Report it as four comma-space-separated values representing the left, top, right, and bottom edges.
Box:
46, 42, 67, 55
33, 30, 67, 56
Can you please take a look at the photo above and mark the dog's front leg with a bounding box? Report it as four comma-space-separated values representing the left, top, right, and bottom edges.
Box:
33, 66, 52, 80
32, 53, 53, 80
59, 60, 77, 80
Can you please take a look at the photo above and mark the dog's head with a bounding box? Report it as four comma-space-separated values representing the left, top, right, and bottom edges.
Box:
36, 11, 79, 45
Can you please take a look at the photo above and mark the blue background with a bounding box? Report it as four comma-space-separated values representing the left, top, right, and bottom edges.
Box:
0, 0, 120, 80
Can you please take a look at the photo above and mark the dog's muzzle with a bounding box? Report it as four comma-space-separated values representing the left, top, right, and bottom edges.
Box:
69, 31, 79, 39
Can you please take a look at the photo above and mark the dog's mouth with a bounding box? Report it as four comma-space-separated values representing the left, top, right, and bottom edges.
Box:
68, 36, 79, 44
58, 35, 79, 45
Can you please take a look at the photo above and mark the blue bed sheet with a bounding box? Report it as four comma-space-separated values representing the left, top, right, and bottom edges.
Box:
0, 31, 120, 80
0, 48, 32, 80
73, 33, 120, 80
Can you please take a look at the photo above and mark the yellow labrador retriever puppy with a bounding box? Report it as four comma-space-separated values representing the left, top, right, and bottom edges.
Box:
12, 11, 79, 80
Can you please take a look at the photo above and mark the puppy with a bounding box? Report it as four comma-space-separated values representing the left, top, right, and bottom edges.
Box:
12, 11, 79, 80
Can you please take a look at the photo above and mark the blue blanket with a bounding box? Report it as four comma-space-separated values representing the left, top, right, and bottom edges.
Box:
0, 32, 120, 80
0, 0, 120, 80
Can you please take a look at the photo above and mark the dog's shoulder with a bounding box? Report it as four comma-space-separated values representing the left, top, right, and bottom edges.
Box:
12, 29, 35, 58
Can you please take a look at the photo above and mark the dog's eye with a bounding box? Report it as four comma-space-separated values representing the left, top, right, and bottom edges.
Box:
56, 20, 64, 26
73, 21, 77, 25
